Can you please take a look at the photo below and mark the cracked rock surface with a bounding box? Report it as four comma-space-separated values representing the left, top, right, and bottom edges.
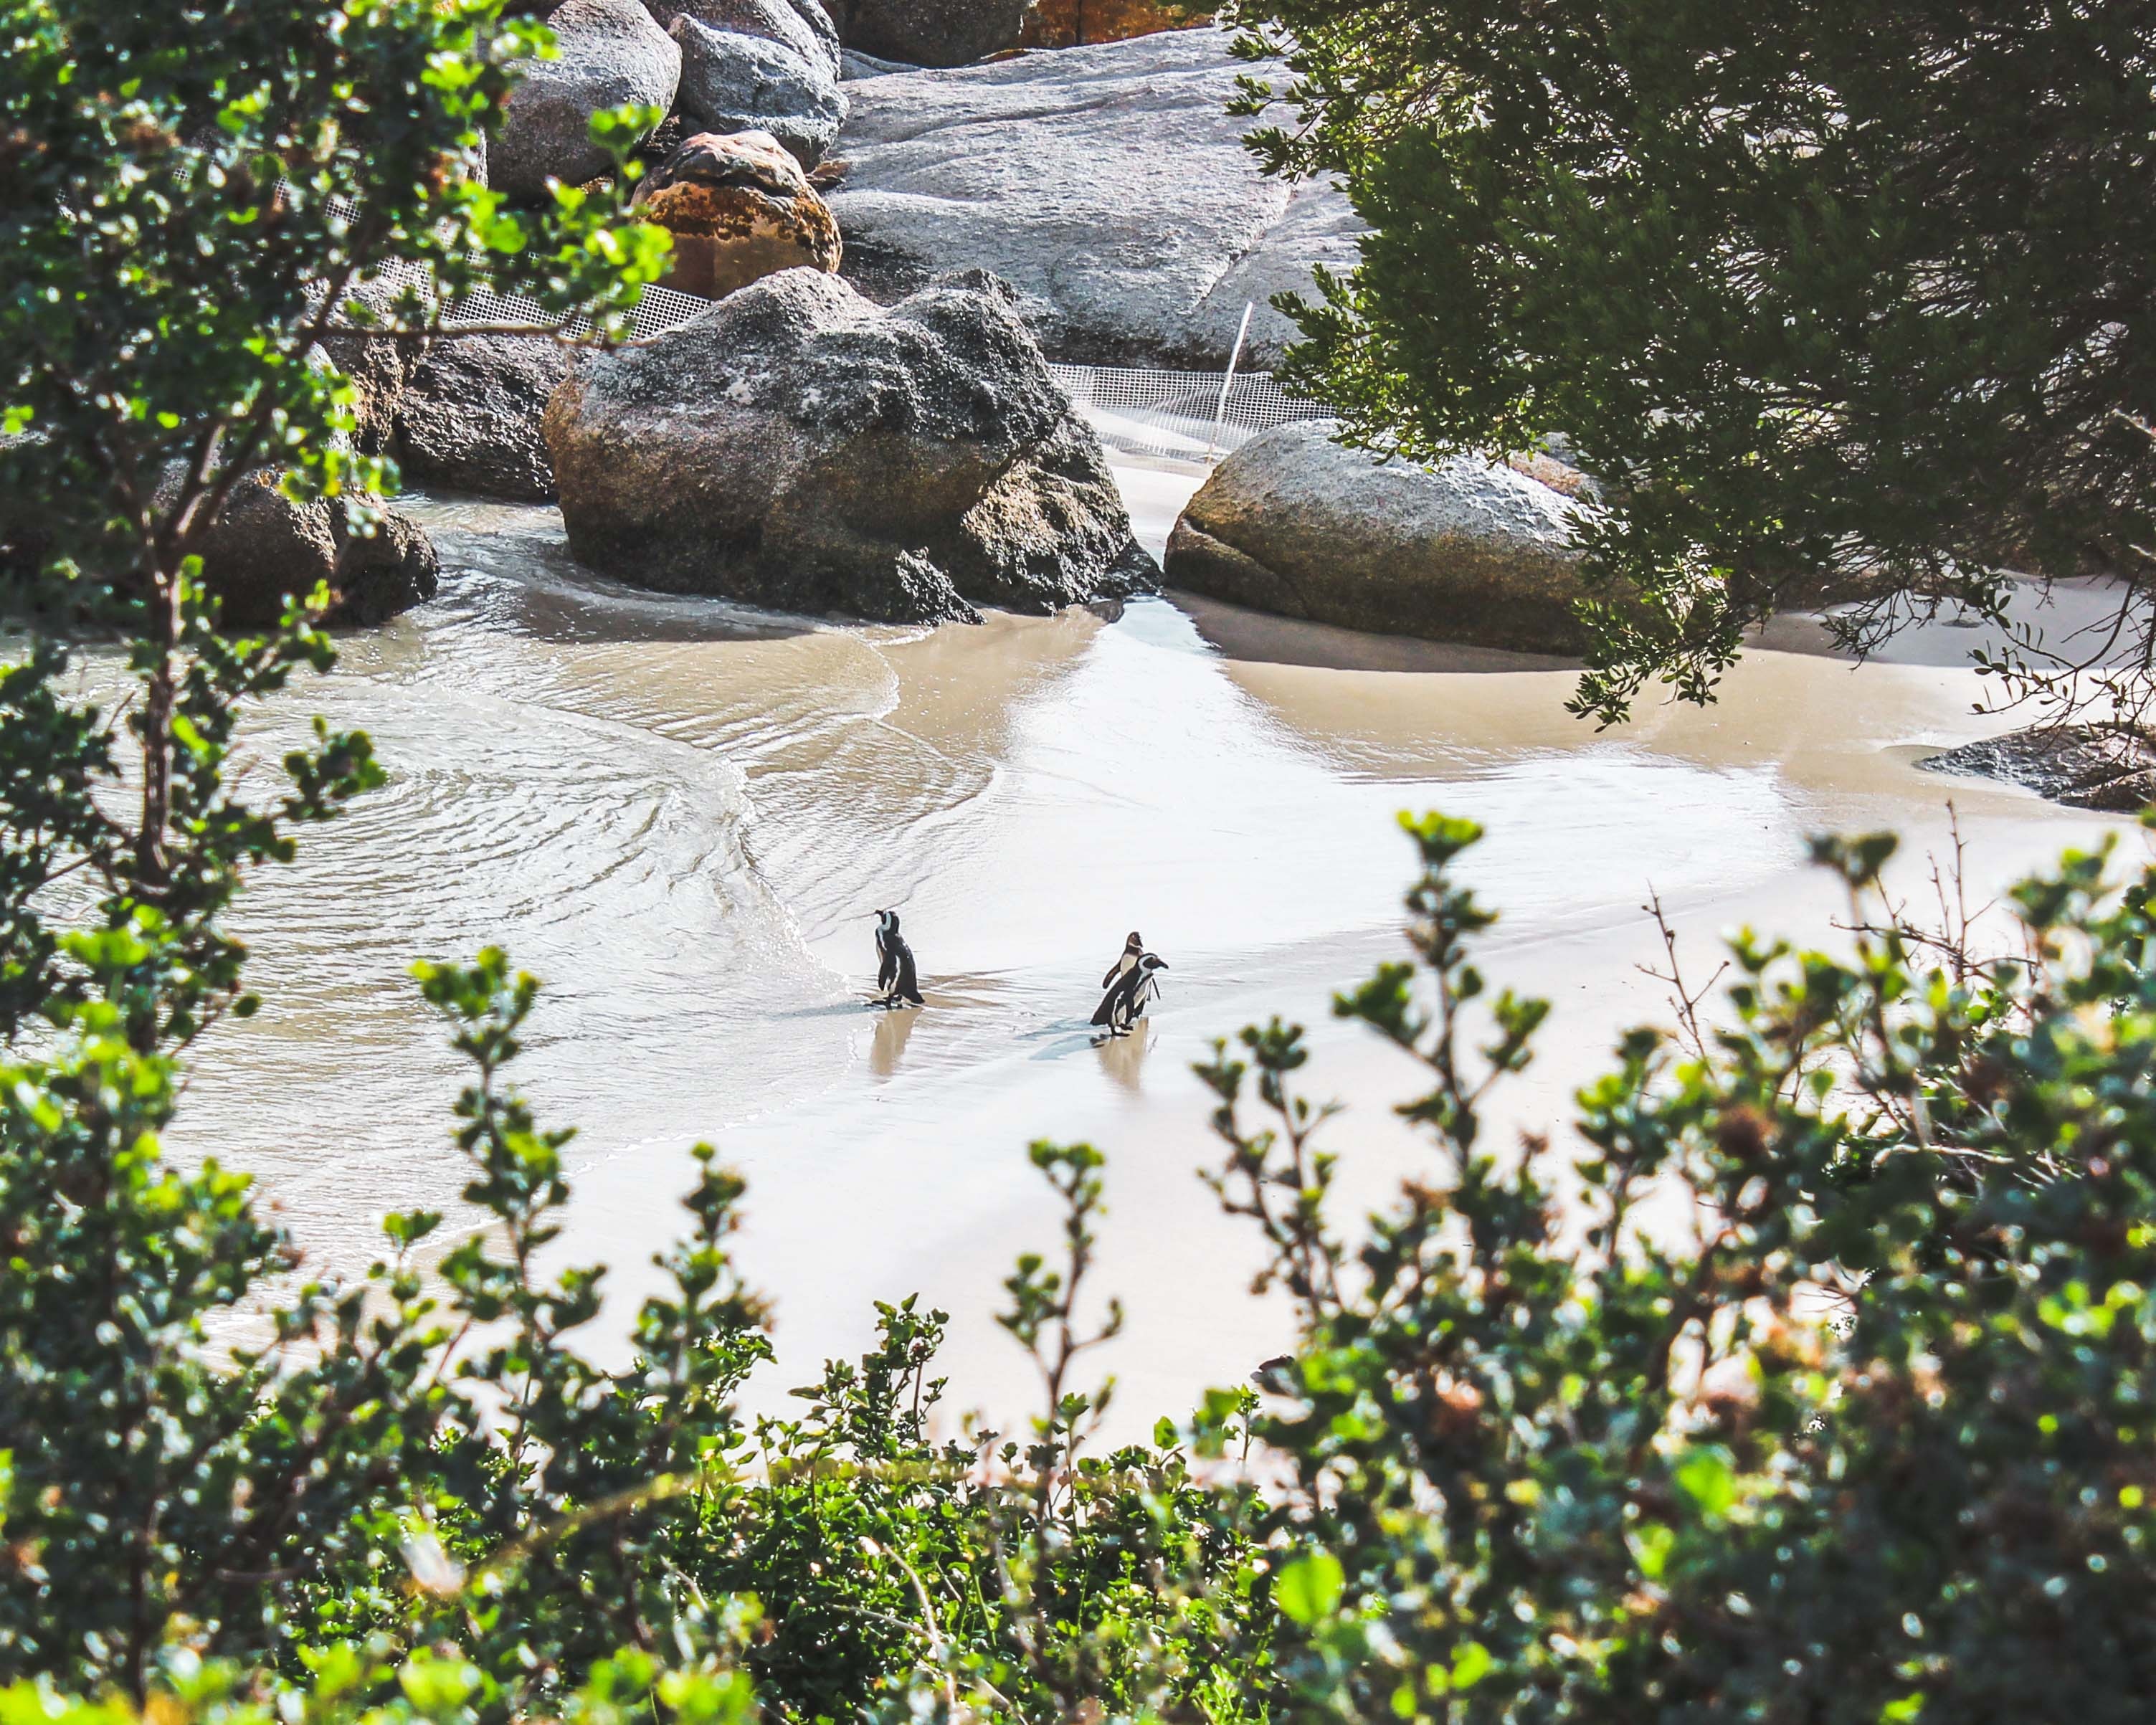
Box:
826, 29, 1362, 366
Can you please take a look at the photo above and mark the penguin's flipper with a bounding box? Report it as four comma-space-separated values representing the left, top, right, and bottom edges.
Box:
1093, 966, 1141, 1027
894, 944, 923, 1007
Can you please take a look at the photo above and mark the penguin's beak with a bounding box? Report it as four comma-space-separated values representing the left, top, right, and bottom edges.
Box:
1155, 959, 1170, 968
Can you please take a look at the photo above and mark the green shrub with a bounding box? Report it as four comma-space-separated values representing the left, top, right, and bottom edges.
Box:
1205, 813, 2156, 1722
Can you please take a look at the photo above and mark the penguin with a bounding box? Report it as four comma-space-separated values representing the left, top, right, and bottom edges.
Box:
1101, 930, 1145, 991
872, 910, 924, 1008
1091, 951, 1167, 1035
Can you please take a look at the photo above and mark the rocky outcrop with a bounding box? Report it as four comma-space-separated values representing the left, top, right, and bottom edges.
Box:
825, 0, 1027, 67
632, 130, 842, 299
186, 471, 440, 629
647, 0, 843, 77
1920, 724, 2156, 812
394, 336, 585, 503
1163, 419, 1590, 652
669, 12, 847, 166
542, 267, 1156, 622
825, 29, 1362, 366
496, 0, 680, 198
313, 280, 432, 459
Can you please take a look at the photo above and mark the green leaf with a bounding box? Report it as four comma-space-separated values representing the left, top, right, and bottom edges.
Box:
1673, 1446, 1739, 1521
1450, 1642, 1494, 1691
1275, 1550, 1344, 1624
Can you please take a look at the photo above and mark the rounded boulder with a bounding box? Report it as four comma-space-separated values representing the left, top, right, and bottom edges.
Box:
632, 130, 841, 300
542, 267, 1157, 622
495, 0, 680, 198
1164, 419, 1591, 652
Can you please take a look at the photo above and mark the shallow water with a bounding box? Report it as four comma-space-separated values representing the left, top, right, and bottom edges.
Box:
170, 467, 2135, 1438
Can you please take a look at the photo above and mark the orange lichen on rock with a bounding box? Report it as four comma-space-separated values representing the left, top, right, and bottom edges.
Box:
632, 130, 842, 301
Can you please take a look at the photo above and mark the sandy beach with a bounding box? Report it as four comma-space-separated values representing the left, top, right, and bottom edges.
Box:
168, 460, 2140, 1443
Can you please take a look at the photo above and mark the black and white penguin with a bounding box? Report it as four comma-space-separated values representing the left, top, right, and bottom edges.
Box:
1101, 930, 1144, 991
873, 910, 924, 1008
1091, 950, 1167, 1035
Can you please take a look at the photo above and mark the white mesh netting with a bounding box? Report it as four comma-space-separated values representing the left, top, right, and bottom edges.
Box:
1047, 364, 1330, 465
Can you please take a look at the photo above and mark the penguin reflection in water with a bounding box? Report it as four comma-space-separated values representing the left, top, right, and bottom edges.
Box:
1092, 946, 1167, 1037
871, 910, 924, 1008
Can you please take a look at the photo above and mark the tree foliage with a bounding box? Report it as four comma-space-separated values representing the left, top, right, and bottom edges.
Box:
1227, 0, 2156, 722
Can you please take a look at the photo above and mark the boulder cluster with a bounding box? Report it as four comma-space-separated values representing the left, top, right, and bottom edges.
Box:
269, 7, 1642, 649
282, 16, 1374, 632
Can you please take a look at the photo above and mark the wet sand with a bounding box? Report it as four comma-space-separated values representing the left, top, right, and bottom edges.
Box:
171, 464, 2138, 1441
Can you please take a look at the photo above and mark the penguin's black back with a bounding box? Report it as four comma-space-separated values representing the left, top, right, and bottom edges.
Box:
1092, 962, 1144, 1027
890, 933, 923, 1005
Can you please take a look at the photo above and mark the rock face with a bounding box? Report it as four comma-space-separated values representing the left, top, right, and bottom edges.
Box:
395, 336, 585, 503
543, 267, 1157, 622
669, 12, 847, 166
495, 0, 680, 198
1163, 419, 1590, 652
825, 0, 1027, 67
1920, 724, 2156, 811
632, 130, 842, 300
826, 29, 1362, 366
647, 0, 843, 77
190, 472, 440, 629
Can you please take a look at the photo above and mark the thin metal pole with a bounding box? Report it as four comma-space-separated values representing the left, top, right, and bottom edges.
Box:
1205, 301, 1255, 462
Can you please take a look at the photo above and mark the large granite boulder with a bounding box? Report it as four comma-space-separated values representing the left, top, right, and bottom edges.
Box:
646, 0, 843, 77
496, 0, 680, 198
1163, 420, 1590, 652
826, 29, 1362, 366
542, 267, 1157, 622
669, 13, 847, 166
394, 335, 585, 503
633, 130, 842, 300
185, 471, 440, 629
1921, 724, 2156, 812
825, 0, 1027, 67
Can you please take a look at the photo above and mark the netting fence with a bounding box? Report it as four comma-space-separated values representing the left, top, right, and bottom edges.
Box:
1048, 363, 1329, 465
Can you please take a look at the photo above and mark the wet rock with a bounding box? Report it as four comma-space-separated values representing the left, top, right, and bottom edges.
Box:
827, 28, 1361, 366
647, 0, 842, 77
1919, 724, 2156, 812
825, 0, 1027, 68
395, 335, 585, 503
1163, 419, 1590, 652
632, 130, 842, 300
187, 471, 440, 629
669, 13, 847, 166
495, 0, 680, 198
542, 266, 1157, 622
